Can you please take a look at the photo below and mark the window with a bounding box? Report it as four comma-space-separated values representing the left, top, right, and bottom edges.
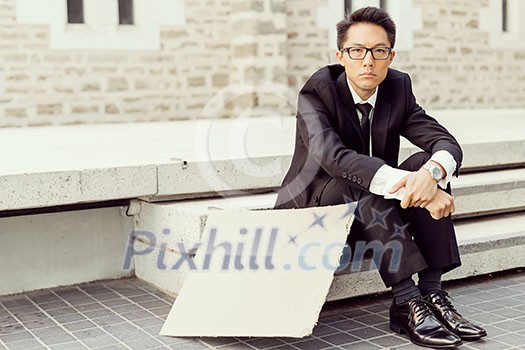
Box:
67, 0, 84, 24
16, 0, 185, 50
118, 0, 134, 25
480, 0, 525, 49
344, 0, 352, 14
502, 0, 508, 32
344, 0, 387, 13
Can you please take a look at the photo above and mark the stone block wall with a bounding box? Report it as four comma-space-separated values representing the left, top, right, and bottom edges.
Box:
0, 0, 523, 127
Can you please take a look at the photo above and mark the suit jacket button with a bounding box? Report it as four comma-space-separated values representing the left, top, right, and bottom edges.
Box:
312, 195, 319, 203
357, 178, 362, 184
342, 172, 348, 179
352, 175, 357, 182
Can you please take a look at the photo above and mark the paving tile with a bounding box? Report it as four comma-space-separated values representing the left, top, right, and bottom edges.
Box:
138, 299, 172, 309
490, 306, 525, 318
168, 340, 209, 350
71, 327, 107, 340
147, 305, 171, 317
47, 341, 88, 349
0, 323, 26, 336
466, 338, 513, 349
217, 343, 254, 349
468, 301, 503, 314
368, 334, 410, 348
353, 314, 388, 326
142, 324, 164, 337
311, 324, 339, 337
0, 330, 34, 344
45, 307, 79, 317
318, 314, 348, 324
22, 317, 57, 330
91, 314, 127, 327
9, 305, 40, 316
26, 292, 61, 305
120, 310, 157, 322
38, 300, 70, 311
0, 296, 33, 309
0, 315, 18, 327
347, 326, 387, 340
340, 340, 382, 349
328, 319, 366, 331
125, 336, 165, 350
244, 337, 286, 349
62, 319, 97, 332
111, 303, 145, 314
101, 298, 130, 308
73, 302, 105, 313
319, 332, 360, 346
467, 312, 507, 325
200, 337, 242, 347
53, 289, 88, 301
492, 333, 525, 347
158, 336, 199, 346
490, 319, 525, 332
52, 313, 86, 324
94, 344, 129, 350
3, 337, 44, 350
80, 334, 121, 349
291, 338, 333, 350
81, 308, 116, 320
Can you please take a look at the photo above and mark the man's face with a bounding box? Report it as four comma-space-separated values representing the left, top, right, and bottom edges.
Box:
336, 22, 395, 101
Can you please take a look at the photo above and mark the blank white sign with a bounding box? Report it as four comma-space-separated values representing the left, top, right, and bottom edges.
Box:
160, 203, 354, 337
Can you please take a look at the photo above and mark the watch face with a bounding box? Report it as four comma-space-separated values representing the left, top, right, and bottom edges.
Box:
432, 167, 442, 180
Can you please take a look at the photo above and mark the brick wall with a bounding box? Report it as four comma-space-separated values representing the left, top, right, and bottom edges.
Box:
0, 0, 523, 127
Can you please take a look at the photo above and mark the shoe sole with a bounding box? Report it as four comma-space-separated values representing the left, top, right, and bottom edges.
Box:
390, 320, 463, 349
457, 332, 487, 341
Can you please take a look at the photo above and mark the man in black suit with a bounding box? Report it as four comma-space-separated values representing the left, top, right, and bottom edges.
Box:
275, 6, 486, 349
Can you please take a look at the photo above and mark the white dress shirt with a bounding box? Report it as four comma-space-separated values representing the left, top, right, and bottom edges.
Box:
347, 78, 457, 201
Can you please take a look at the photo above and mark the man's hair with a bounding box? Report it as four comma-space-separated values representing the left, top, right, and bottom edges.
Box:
336, 6, 396, 50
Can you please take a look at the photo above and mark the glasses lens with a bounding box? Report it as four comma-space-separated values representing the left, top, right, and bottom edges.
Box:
372, 48, 390, 59
349, 48, 365, 59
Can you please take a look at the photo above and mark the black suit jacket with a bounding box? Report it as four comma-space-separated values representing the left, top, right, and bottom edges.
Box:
275, 64, 463, 209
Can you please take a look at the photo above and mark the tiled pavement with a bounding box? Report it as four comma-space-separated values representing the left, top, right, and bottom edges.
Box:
1, 270, 525, 350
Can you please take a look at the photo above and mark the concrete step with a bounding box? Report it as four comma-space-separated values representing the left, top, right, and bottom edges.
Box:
327, 212, 525, 300
452, 168, 525, 218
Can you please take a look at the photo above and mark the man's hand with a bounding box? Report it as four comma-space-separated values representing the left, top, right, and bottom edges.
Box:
389, 168, 438, 209
424, 189, 456, 220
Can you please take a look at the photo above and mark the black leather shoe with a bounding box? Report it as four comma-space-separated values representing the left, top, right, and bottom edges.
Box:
390, 297, 462, 349
425, 291, 487, 341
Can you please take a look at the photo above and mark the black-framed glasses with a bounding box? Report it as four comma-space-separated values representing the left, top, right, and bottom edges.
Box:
341, 46, 392, 60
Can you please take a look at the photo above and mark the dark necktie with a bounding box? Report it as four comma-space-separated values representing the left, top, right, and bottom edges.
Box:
356, 103, 372, 155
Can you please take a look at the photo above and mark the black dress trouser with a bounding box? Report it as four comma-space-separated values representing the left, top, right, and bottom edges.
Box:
319, 152, 461, 287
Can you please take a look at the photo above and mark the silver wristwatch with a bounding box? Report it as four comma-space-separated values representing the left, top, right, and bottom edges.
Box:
422, 163, 443, 182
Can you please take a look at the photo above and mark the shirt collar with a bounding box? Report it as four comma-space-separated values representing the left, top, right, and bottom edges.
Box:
346, 76, 378, 108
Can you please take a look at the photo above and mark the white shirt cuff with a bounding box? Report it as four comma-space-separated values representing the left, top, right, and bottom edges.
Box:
369, 165, 410, 201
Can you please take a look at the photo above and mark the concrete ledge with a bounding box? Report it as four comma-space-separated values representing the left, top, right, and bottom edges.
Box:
1, 110, 524, 211
0, 166, 158, 211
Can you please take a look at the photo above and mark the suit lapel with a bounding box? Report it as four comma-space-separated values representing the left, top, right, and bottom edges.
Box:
372, 86, 391, 158
335, 72, 364, 145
